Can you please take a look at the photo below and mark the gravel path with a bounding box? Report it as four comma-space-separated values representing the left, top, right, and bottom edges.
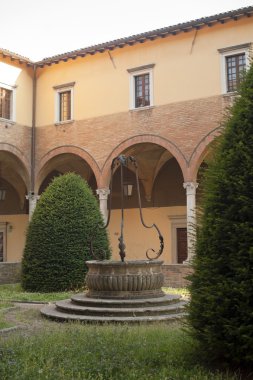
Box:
1, 302, 57, 338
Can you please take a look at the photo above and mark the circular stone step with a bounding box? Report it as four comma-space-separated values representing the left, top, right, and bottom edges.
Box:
41, 303, 187, 324
71, 293, 181, 308
41, 292, 187, 323
54, 299, 186, 317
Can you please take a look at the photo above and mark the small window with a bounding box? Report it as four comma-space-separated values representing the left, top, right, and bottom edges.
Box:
59, 90, 71, 121
226, 53, 246, 92
135, 73, 150, 108
128, 64, 154, 110
218, 44, 250, 94
53, 82, 75, 123
0, 86, 13, 120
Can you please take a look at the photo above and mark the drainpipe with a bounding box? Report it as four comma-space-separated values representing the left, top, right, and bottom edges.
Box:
31, 64, 36, 192
26, 64, 39, 219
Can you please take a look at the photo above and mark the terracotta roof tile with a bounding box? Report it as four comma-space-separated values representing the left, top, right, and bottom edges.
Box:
0, 48, 33, 65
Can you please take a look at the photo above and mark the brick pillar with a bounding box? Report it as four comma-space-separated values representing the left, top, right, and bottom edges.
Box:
183, 182, 198, 263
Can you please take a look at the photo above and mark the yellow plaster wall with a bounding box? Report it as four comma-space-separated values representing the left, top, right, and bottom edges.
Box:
0, 215, 28, 262
108, 206, 186, 264
16, 69, 33, 126
36, 17, 253, 126
0, 57, 33, 126
0, 206, 185, 264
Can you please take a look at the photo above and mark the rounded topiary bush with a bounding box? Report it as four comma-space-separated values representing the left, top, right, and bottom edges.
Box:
22, 173, 111, 292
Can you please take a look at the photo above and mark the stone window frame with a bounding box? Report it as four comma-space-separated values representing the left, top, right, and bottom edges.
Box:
0, 82, 16, 123
127, 64, 154, 110
218, 43, 251, 94
53, 82, 75, 124
168, 215, 187, 264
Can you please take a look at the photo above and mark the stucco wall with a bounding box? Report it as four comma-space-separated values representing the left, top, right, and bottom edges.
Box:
0, 57, 33, 126
0, 215, 29, 261
35, 17, 253, 125
109, 206, 186, 264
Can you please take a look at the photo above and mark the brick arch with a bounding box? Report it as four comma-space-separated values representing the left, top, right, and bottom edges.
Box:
0, 142, 30, 187
100, 134, 188, 187
35, 145, 101, 192
187, 127, 221, 181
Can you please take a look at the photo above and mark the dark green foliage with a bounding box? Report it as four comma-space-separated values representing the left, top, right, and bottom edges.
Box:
188, 65, 253, 368
22, 173, 111, 292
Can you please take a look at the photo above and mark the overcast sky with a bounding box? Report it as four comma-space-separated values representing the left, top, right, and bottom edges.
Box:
1, 0, 253, 61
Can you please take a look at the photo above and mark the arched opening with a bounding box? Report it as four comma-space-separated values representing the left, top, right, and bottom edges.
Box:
37, 153, 98, 195
196, 161, 209, 207
0, 151, 29, 262
195, 145, 215, 207
107, 143, 186, 264
152, 158, 185, 207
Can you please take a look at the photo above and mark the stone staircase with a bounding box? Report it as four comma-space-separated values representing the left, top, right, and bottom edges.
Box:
41, 293, 187, 323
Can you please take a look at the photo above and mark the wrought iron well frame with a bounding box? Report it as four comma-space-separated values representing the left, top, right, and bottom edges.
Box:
90, 155, 164, 262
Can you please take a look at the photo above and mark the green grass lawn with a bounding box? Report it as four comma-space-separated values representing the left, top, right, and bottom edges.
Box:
0, 323, 238, 380
0, 283, 79, 303
0, 301, 13, 309
0, 284, 243, 379
0, 301, 16, 329
0, 302, 15, 329
0, 284, 188, 303
0, 314, 13, 329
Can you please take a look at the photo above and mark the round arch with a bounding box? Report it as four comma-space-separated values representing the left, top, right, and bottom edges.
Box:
100, 135, 187, 187
35, 145, 101, 192
0, 142, 30, 187
187, 128, 221, 182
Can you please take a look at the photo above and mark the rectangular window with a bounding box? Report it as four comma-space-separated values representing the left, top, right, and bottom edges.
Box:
128, 64, 154, 110
135, 73, 150, 108
53, 82, 75, 124
0, 87, 12, 120
218, 44, 250, 94
59, 90, 71, 122
226, 53, 246, 92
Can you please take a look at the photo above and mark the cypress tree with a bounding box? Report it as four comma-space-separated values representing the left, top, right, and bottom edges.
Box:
188, 65, 253, 368
22, 173, 111, 292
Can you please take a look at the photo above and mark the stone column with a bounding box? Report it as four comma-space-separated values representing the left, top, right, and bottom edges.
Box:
183, 182, 199, 263
26, 192, 40, 221
96, 188, 110, 224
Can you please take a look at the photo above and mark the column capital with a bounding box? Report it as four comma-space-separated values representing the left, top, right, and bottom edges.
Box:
25, 191, 40, 201
183, 182, 199, 194
96, 188, 110, 200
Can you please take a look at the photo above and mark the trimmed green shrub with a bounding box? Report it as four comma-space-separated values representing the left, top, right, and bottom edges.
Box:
22, 173, 111, 292
188, 65, 253, 368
